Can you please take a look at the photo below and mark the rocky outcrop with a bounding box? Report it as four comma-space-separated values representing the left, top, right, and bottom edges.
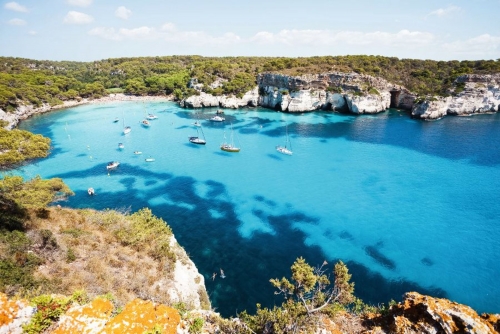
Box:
257, 72, 414, 114
167, 235, 210, 310
0, 293, 36, 334
366, 292, 500, 334
180, 87, 259, 109
412, 74, 500, 120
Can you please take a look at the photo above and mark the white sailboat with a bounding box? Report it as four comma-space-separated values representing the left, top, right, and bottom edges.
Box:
189, 125, 206, 145
220, 124, 240, 152
122, 112, 131, 134
276, 124, 293, 155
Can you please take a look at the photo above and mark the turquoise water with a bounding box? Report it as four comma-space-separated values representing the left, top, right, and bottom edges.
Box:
13, 102, 500, 316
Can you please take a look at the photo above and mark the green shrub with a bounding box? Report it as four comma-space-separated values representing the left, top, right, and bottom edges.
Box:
189, 317, 204, 334
66, 247, 76, 262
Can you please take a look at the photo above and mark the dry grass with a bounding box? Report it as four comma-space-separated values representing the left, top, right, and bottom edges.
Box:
22, 207, 186, 308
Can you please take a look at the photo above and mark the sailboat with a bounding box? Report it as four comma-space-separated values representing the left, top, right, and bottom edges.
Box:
220, 124, 240, 152
122, 112, 131, 134
189, 125, 207, 145
276, 124, 293, 155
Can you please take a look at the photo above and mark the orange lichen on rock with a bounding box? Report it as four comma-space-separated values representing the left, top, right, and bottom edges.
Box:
102, 299, 180, 334
384, 292, 499, 334
0, 292, 35, 333
0, 292, 18, 326
52, 297, 114, 334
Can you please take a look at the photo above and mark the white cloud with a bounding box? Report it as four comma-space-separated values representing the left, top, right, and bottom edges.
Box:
8, 18, 26, 26
5, 2, 28, 12
63, 11, 94, 24
89, 22, 241, 46
115, 6, 132, 20
251, 29, 434, 48
88, 27, 122, 41
443, 34, 500, 57
28, 30, 37, 35
66, 0, 93, 7
161, 22, 176, 32
428, 6, 461, 17
119, 26, 157, 39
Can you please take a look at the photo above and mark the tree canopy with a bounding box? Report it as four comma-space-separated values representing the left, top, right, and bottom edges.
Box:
0, 126, 51, 169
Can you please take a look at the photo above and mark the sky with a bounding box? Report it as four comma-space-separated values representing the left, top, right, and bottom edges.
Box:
1, 0, 499, 62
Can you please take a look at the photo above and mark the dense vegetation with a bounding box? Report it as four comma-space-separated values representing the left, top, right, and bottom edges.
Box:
1, 55, 499, 112
0, 120, 51, 168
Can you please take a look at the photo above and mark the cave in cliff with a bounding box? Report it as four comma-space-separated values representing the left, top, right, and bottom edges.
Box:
390, 90, 401, 108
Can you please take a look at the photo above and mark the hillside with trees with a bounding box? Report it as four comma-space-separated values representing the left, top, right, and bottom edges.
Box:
1, 56, 499, 113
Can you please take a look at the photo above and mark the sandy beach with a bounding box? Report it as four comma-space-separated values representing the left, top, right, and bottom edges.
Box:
1, 94, 175, 129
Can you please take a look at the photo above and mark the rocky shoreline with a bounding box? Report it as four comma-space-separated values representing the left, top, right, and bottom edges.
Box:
0, 93, 174, 130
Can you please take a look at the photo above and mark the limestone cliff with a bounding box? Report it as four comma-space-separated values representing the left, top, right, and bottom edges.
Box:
412, 74, 500, 120
179, 72, 416, 115
256, 72, 412, 114
179, 72, 500, 121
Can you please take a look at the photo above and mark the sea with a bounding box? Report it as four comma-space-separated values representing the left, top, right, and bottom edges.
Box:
11, 101, 500, 317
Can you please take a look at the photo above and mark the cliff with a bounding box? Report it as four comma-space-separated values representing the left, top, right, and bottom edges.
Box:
256, 72, 415, 114
179, 72, 500, 120
0, 207, 210, 317
412, 74, 500, 119
179, 88, 259, 109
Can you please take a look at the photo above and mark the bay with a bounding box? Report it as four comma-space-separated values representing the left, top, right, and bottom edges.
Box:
13, 101, 500, 316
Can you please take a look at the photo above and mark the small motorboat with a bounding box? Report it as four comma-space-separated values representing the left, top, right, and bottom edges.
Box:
106, 161, 120, 170
145, 157, 155, 162
123, 126, 131, 134
210, 115, 225, 122
88, 187, 95, 195
113, 117, 119, 123
141, 119, 151, 127
147, 114, 158, 120
193, 121, 202, 127
134, 151, 142, 155
118, 143, 124, 149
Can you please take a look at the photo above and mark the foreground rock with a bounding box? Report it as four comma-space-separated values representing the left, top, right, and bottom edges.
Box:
366, 292, 500, 334
412, 74, 500, 120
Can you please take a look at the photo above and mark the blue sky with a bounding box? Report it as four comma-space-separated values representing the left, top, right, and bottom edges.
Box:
1, 0, 499, 61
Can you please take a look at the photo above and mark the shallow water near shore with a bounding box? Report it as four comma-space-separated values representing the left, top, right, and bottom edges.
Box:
14, 101, 500, 316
